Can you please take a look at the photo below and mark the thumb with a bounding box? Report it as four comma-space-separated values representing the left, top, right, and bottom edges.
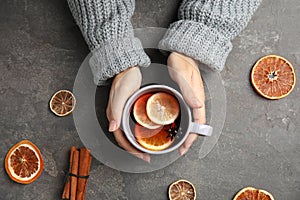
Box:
108, 67, 142, 132
109, 86, 134, 131
179, 133, 198, 156
176, 76, 203, 109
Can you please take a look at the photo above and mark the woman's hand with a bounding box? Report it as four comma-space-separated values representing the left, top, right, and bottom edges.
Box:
167, 52, 206, 156
106, 66, 150, 162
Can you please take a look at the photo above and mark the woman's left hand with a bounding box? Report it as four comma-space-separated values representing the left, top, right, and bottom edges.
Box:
167, 52, 206, 156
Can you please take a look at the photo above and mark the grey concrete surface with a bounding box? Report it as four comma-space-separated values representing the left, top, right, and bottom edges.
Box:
0, 0, 299, 199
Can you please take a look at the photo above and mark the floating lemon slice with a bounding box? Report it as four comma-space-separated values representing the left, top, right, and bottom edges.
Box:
133, 93, 162, 129
135, 124, 174, 151
146, 92, 180, 125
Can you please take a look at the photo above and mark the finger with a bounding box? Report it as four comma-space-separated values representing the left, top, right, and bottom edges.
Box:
178, 75, 203, 109
107, 67, 142, 131
192, 70, 205, 104
179, 106, 205, 156
109, 85, 135, 130
113, 129, 150, 163
106, 92, 116, 132
180, 105, 205, 156
193, 106, 206, 124
186, 69, 205, 108
180, 97, 206, 156
190, 71, 206, 123
178, 133, 199, 156
170, 66, 204, 109
106, 90, 119, 132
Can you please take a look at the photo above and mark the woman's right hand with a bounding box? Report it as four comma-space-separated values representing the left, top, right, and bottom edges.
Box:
106, 66, 150, 163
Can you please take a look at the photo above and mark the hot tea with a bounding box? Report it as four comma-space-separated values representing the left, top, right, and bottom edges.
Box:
123, 84, 212, 155
129, 92, 182, 151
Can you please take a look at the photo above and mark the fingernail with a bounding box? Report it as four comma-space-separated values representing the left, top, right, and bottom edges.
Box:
179, 149, 183, 156
179, 148, 187, 156
143, 154, 151, 163
109, 120, 118, 132
136, 154, 150, 163
136, 154, 143, 160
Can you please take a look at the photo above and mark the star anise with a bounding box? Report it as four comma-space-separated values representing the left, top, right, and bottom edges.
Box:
167, 123, 180, 140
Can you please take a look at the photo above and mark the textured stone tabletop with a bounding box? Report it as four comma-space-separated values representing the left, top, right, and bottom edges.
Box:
0, 0, 299, 199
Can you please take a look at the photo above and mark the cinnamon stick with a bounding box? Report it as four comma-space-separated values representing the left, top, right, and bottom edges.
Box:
82, 155, 92, 199
76, 148, 92, 200
62, 146, 76, 199
70, 149, 79, 200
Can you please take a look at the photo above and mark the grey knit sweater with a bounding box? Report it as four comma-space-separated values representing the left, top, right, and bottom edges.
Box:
67, 0, 261, 85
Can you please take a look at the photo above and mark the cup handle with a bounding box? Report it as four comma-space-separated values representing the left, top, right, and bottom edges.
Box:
190, 123, 213, 136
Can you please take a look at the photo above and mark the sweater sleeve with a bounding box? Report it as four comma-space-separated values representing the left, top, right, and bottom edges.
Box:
158, 0, 261, 72
67, 0, 151, 85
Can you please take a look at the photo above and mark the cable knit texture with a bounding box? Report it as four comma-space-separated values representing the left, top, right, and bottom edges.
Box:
67, 0, 261, 84
159, 0, 261, 71
67, 0, 151, 85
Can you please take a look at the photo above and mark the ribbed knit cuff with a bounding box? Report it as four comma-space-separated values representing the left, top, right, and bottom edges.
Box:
158, 20, 233, 72
89, 37, 151, 85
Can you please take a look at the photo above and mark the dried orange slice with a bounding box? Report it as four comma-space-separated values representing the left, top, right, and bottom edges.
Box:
133, 93, 162, 129
146, 92, 180, 125
135, 124, 174, 151
50, 90, 76, 116
168, 179, 196, 200
251, 55, 296, 99
233, 187, 274, 200
5, 140, 44, 184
